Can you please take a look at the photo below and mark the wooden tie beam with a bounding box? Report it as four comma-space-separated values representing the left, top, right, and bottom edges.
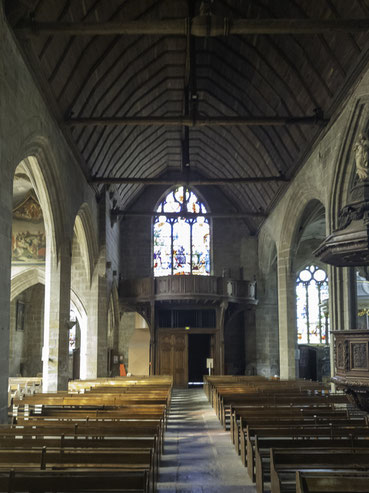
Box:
91, 176, 289, 186
111, 211, 267, 219
65, 115, 328, 127
16, 18, 369, 37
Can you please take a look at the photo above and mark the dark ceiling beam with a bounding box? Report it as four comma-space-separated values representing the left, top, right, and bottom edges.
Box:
112, 210, 267, 218
66, 115, 328, 127
92, 176, 288, 185
16, 18, 369, 37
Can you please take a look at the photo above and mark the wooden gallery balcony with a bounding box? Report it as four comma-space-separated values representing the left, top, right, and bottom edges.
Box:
119, 275, 257, 306
332, 329, 369, 412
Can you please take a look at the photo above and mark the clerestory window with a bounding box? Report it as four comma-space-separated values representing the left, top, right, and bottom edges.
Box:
296, 265, 329, 344
153, 186, 210, 276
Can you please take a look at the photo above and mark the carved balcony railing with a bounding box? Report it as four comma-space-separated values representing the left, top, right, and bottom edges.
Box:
120, 275, 257, 305
332, 329, 369, 411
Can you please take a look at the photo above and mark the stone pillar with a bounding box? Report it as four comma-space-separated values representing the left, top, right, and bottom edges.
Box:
85, 274, 108, 378
0, 175, 12, 422
277, 253, 297, 379
97, 275, 108, 377
42, 242, 71, 391
217, 302, 227, 374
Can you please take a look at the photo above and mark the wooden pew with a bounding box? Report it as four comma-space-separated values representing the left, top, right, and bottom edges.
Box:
210, 380, 330, 420
0, 435, 160, 473
6, 376, 173, 493
296, 470, 369, 493
234, 412, 366, 459
270, 448, 369, 493
219, 393, 348, 428
0, 448, 155, 492
210, 381, 337, 422
0, 470, 150, 493
244, 425, 369, 483
230, 406, 361, 453
255, 436, 369, 493
204, 376, 369, 493
11, 418, 164, 451
69, 376, 173, 393
0, 447, 153, 469
12, 393, 170, 408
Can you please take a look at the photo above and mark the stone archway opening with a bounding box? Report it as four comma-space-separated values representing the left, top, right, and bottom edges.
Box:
9, 282, 44, 378
120, 312, 150, 376
10, 159, 51, 380
70, 218, 91, 381
68, 294, 87, 381
292, 200, 330, 382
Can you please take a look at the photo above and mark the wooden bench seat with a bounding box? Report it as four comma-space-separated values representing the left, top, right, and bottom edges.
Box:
270, 448, 369, 493
0, 422, 164, 457
255, 437, 369, 493
230, 407, 361, 450
69, 376, 173, 393
15, 408, 166, 421
0, 436, 160, 477
233, 413, 366, 457
5, 376, 173, 493
0, 448, 155, 492
204, 376, 369, 493
0, 447, 153, 469
243, 425, 369, 479
13, 395, 170, 408
0, 469, 150, 493
218, 394, 348, 427
296, 469, 369, 493
2, 422, 161, 438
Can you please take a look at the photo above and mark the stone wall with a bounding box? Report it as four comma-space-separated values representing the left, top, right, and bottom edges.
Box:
120, 180, 255, 280
0, 6, 110, 419
9, 284, 44, 377
119, 312, 136, 369
225, 311, 245, 375
258, 62, 369, 378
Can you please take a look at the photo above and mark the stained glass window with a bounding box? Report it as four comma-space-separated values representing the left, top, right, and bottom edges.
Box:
296, 265, 329, 344
153, 186, 210, 276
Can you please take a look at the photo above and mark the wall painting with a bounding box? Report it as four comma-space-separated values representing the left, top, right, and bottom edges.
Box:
12, 193, 46, 265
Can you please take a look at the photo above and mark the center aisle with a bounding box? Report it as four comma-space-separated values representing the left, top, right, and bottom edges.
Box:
157, 388, 257, 492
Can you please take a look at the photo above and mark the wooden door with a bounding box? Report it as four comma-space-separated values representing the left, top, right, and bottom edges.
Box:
158, 332, 188, 387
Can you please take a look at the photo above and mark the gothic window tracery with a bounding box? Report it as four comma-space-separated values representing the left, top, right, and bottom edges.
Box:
153, 186, 210, 276
296, 265, 329, 345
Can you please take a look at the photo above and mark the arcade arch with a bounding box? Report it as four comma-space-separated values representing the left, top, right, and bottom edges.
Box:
10, 154, 71, 392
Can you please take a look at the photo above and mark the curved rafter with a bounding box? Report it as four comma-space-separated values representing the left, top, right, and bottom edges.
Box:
4, 0, 369, 227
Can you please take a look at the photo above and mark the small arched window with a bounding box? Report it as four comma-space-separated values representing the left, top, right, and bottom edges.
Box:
153, 186, 210, 276
296, 265, 329, 344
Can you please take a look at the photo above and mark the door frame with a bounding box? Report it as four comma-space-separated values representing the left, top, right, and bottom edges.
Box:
156, 327, 219, 385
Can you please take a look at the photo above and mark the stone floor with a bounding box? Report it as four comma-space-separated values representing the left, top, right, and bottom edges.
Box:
157, 388, 257, 493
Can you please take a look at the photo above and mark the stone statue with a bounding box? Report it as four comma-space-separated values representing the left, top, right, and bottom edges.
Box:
353, 133, 369, 180
200, 0, 212, 15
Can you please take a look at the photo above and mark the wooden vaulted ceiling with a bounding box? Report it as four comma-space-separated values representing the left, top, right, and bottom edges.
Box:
5, 0, 369, 232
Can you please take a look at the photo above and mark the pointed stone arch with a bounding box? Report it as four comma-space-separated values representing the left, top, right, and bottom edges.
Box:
11, 267, 45, 301
73, 203, 99, 284
11, 139, 72, 391
277, 187, 327, 379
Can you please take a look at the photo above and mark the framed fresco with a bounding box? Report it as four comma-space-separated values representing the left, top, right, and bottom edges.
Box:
12, 192, 46, 265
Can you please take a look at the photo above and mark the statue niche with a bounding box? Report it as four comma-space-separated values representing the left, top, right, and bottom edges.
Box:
354, 133, 369, 181
315, 127, 369, 266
